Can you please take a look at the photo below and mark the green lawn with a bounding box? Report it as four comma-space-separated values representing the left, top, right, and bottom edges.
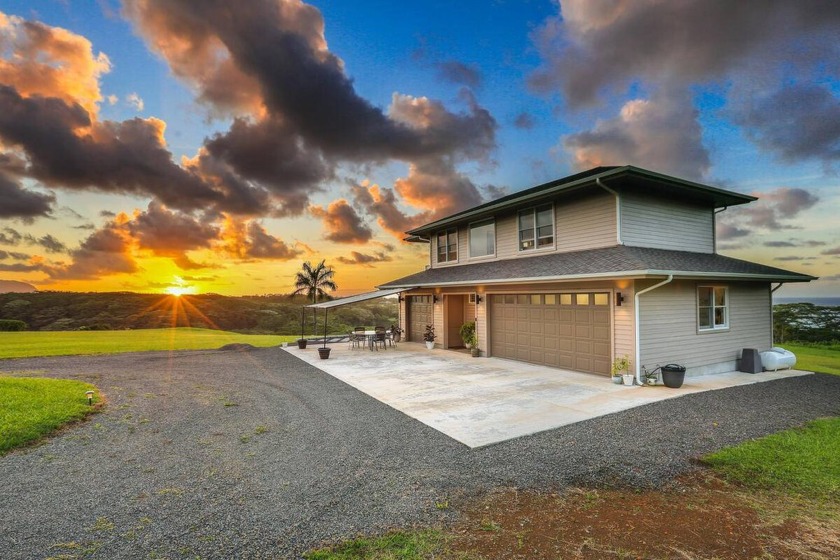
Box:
783, 343, 840, 375
0, 376, 99, 454
703, 417, 840, 499
304, 530, 449, 560
0, 328, 297, 359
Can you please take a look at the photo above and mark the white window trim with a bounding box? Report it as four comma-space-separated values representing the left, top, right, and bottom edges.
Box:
436, 228, 459, 265
468, 218, 496, 260
517, 203, 555, 252
697, 285, 729, 332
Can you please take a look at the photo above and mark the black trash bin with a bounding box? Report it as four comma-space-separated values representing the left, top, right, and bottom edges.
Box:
661, 364, 686, 388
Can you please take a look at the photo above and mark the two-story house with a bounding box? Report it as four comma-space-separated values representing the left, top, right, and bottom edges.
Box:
379, 166, 814, 380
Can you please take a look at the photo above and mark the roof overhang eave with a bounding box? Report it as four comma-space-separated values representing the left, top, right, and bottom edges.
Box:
379, 269, 815, 289
305, 286, 414, 308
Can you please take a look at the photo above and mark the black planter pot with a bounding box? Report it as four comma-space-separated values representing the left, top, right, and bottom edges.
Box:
661, 364, 686, 388
297, 339, 307, 349
318, 347, 331, 359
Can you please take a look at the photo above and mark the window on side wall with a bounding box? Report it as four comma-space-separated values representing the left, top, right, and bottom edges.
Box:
698, 286, 728, 331
469, 219, 495, 258
518, 204, 554, 251
437, 228, 457, 263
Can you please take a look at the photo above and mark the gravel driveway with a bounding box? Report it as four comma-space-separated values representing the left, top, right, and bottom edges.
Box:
1, 347, 838, 559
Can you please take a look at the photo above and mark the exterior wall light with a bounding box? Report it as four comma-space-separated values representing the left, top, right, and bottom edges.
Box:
615, 292, 624, 307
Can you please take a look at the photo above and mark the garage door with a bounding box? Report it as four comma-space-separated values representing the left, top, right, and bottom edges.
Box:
408, 295, 433, 343
489, 293, 611, 374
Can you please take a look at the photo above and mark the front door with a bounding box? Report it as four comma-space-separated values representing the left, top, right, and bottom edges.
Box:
446, 295, 465, 348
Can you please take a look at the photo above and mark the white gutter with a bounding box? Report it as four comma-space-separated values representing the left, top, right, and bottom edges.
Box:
634, 275, 674, 384
596, 177, 623, 245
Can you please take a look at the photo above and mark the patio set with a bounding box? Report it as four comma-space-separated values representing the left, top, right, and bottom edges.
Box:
349, 326, 398, 351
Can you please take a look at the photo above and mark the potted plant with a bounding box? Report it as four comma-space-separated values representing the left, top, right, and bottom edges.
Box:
297, 338, 307, 349
643, 368, 659, 386
459, 321, 479, 357
318, 346, 331, 359
611, 355, 632, 385
423, 324, 436, 349
390, 324, 403, 343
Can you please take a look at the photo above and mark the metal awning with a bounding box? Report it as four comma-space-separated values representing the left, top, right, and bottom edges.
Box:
305, 287, 414, 309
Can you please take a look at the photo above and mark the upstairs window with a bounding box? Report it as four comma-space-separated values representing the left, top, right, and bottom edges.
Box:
469, 219, 495, 258
518, 204, 554, 251
698, 286, 728, 331
437, 228, 458, 263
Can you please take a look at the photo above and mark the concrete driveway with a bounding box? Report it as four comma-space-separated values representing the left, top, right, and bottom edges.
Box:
286, 342, 811, 447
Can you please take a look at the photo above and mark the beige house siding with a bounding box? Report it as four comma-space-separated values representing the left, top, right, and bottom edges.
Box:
433, 295, 444, 349
556, 191, 617, 251
637, 280, 771, 375
430, 191, 619, 269
613, 281, 635, 368
621, 192, 714, 253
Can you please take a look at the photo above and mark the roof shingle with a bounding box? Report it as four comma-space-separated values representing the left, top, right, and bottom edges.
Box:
378, 245, 815, 288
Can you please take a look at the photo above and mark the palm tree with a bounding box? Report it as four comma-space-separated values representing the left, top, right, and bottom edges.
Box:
292, 260, 337, 335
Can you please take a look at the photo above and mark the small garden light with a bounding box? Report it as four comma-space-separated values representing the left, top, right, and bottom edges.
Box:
85, 390, 94, 406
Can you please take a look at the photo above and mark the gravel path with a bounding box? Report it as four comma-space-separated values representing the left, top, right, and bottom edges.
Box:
1, 348, 838, 559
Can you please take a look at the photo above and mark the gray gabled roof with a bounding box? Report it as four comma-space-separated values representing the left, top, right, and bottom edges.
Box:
377, 245, 815, 289
305, 287, 412, 308
406, 166, 757, 238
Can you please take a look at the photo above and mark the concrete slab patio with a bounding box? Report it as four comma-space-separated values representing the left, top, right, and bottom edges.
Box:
285, 342, 812, 448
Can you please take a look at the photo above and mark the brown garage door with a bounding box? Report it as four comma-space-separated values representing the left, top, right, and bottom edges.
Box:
408, 295, 433, 342
489, 293, 611, 374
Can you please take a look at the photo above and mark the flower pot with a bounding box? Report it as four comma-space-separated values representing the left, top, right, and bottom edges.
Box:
425, 341, 435, 350
470, 347, 480, 357
297, 339, 307, 349
611, 375, 623, 384
622, 373, 635, 386
317, 347, 331, 359
661, 364, 686, 388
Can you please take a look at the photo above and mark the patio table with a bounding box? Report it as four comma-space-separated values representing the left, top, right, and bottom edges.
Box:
351, 330, 393, 350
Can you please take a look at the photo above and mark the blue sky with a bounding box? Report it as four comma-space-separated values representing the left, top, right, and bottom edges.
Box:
0, 0, 838, 296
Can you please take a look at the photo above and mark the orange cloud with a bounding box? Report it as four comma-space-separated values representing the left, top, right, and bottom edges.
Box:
309, 199, 372, 244
0, 10, 111, 115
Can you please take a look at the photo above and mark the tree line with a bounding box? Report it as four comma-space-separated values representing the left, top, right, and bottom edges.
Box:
773, 303, 840, 344
0, 291, 397, 335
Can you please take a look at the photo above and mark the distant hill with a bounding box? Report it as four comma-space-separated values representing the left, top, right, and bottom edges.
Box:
0, 291, 397, 334
0, 280, 36, 293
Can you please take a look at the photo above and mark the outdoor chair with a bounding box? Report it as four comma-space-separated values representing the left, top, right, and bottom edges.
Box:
373, 326, 387, 350
353, 326, 367, 350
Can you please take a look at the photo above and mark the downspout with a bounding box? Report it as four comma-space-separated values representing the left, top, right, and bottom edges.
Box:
713, 206, 727, 252
596, 177, 623, 245
770, 282, 784, 344
634, 275, 674, 384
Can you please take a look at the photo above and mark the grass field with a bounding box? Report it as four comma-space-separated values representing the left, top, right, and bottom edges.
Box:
0, 376, 99, 454
0, 328, 298, 359
703, 417, 840, 499
784, 343, 840, 375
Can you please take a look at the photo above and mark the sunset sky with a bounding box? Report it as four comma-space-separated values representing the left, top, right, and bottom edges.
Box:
0, 0, 838, 297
